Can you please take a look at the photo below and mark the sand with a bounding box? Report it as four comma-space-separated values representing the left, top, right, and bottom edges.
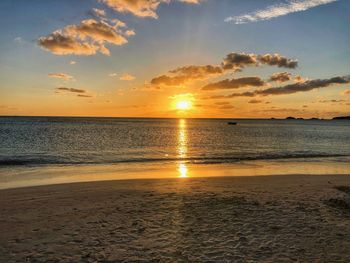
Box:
1, 174, 350, 262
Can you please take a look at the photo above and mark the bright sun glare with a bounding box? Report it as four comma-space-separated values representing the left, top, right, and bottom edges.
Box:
176, 100, 192, 110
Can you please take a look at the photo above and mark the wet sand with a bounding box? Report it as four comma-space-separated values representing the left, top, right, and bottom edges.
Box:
1, 174, 350, 262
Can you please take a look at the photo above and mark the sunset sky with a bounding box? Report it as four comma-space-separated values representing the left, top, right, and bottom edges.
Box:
0, 0, 349, 118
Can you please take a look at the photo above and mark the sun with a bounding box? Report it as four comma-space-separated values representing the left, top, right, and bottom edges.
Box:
176, 100, 192, 110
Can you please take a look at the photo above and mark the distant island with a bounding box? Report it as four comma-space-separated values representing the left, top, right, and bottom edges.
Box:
333, 116, 350, 120
281, 116, 350, 120
285, 117, 321, 120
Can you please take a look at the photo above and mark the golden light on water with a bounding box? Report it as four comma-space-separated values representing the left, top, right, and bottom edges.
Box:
178, 163, 188, 178
177, 119, 189, 178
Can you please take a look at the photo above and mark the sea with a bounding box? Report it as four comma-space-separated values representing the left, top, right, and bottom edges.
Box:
1, 116, 349, 188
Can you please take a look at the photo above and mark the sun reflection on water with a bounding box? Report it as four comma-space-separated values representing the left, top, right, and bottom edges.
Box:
178, 163, 188, 178
177, 119, 189, 178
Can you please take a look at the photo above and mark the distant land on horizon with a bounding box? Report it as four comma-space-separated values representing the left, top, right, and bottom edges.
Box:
0, 115, 349, 121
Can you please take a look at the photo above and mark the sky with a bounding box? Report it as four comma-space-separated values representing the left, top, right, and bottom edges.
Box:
0, 0, 349, 118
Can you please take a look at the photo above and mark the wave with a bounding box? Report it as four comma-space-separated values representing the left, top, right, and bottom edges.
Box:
0, 153, 349, 167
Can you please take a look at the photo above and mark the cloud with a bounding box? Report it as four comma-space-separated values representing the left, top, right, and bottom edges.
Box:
248, 99, 263, 104
151, 65, 223, 86
109, 73, 118, 77
319, 99, 346, 103
179, 0, 202, 3
101, 0, 203, 18
214, 101, 230, 106
38, 18, 133, 56
56, 87, 86, 93
48, 73, 74, 81
55, 87, 93, 98
217, 104, 236, 110
294, 75, 306, 83
269, 72, 292, 82
124, 29, 136, 36
226, 0, 338, 24
150, 75, 187, 86
222, 52, 297, 71
258, 54, 298, 68
150, 52, 297, 87
77, 94, 93, 98
101, 0, 167, 18
91, 8, 106, 18
226, 75, 350, 97
64, 19, 128, 46
119, 73, 135, 81
202, 77, 265, 90
222, 53, 258, 71
196, 101, 236, 110
38, 32, 98, 55
14, 37, 23, 43
260, 107, 304, 114
194, 102, 235, 110
170, 65, 223, 76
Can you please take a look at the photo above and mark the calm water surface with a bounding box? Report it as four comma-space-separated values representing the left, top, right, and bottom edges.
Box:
0, 117, 349, 188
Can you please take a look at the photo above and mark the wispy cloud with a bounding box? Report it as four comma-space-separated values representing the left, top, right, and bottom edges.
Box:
56, 87, 86, 93
90, 8, 106, 18
14, 37, 23, 43
222, 76, 350, 98
48, 73, 74, 81
55, 87, 93, 98
226, 0, 338, 24
202, 77, 265, 91
119, 73, 135, 81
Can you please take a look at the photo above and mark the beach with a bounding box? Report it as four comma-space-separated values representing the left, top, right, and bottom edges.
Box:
1, 174, 350, 262
2, 0, 350, 261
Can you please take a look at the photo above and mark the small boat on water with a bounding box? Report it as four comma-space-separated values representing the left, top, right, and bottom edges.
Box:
227, 122, 237, 125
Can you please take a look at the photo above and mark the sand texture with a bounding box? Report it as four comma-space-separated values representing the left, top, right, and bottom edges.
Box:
1, 174, 350, 262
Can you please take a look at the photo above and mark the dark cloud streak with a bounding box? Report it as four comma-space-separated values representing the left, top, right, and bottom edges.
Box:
202, 77, 265, 90
226, 76, 350, 98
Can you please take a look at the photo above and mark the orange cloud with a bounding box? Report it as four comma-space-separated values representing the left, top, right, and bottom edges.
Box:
38, 18, 133, 56
101, 0, 167, 18
151, 65, 223, 86
38, 32, 98, 55
150, 52, 298, 87
101, 0, 204, 18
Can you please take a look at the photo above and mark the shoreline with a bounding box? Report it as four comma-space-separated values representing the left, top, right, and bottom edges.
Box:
1, 174, 350, 262
1, 172, 350, 192
1, 157, 350, 190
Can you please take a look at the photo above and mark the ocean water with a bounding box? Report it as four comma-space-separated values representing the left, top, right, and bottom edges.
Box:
0, 116, 350, 188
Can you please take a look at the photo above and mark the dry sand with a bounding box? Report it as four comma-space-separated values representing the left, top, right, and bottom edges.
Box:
1, 174, 350, 262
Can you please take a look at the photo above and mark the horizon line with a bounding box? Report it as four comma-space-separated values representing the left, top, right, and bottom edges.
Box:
0, 115, 344, 120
